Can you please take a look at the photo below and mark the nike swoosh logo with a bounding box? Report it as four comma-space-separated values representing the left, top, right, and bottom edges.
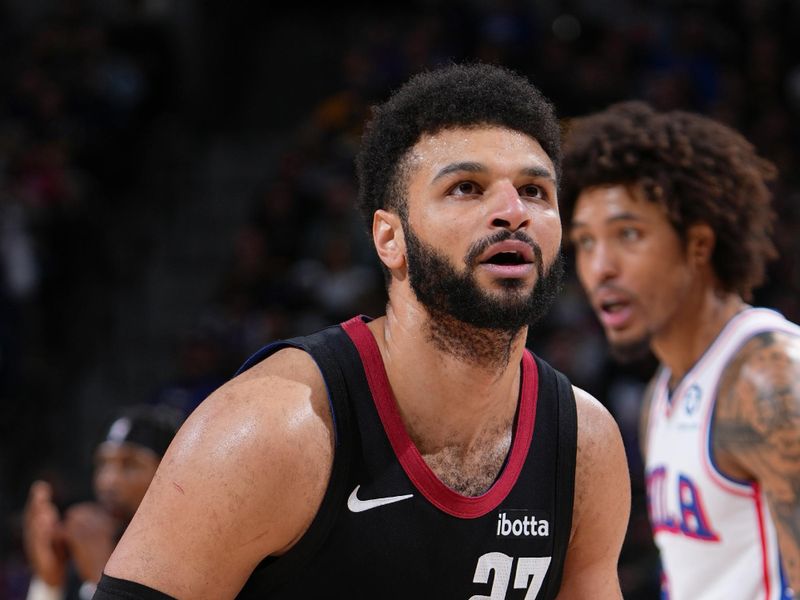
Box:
347, 485, 414, 513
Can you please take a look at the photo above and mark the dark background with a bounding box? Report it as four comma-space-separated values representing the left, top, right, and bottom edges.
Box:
1, 1, 798, 598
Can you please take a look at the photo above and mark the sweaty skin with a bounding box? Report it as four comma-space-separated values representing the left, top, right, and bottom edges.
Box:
104, 126, 630, 599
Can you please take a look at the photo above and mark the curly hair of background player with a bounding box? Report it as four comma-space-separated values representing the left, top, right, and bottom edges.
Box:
560, 101, 778, 301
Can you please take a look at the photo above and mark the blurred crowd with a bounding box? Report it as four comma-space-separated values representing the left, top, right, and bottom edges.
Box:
1, 1, 799, 598
0, 1, 178, 596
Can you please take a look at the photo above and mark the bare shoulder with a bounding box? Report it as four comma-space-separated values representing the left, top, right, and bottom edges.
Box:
574, 388, 630, 522
106, 347, 335, 598
557, 386, 629, 598
571, 386, 630, 517
168, 346, 335, 515
571, 385, 629, 528
572, 386, 626, 461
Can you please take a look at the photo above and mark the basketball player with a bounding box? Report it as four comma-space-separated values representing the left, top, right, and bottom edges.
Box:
562, 100, 800, 599
94, 63, 630, 599
23, 405, 183, 600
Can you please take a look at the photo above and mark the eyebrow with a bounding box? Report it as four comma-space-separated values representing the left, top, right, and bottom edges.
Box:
432, 162, 555, 182
432, 161, 484, 182
571, 212, 645, 228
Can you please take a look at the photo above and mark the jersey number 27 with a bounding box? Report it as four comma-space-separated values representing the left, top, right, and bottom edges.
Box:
470, 553, 552, 599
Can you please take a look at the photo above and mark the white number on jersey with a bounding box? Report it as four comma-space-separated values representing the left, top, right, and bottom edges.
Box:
469, 552, 552, 599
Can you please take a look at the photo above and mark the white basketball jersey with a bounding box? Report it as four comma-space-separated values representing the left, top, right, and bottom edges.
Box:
645, 308, 798, 600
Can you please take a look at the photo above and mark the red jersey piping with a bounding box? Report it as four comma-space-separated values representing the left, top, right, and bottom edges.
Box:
341, 315, 539, 519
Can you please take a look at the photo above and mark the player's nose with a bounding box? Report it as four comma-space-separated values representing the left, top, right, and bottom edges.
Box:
488, 180, 530, 231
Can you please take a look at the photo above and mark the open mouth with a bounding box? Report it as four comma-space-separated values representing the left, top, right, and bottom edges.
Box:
478, 246, 535, 280
484, 251, 530, 266
595, 296, 634, 329
600, 299, 629, 314
478, 239, 536, 265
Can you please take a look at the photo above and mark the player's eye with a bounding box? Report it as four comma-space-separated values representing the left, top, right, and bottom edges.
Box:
519, 184, 544, 199
620, 227, 641, 242
571, 233, 594, 252
450, 181, 481, 196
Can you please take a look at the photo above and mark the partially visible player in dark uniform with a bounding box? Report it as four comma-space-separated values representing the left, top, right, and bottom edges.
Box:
95, 63, 630, 600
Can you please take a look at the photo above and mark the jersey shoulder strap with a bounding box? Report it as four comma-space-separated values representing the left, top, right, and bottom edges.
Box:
533, 354, 578, 599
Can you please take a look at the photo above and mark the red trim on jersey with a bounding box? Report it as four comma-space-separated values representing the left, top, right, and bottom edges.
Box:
753, 483, 772, 600
341, 315, 539, 519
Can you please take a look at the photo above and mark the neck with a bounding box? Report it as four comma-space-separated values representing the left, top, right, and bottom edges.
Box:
367, 295, 527, 450
425, 309, 523, 371
652, 288, 747, 384
381, 292, 529, 378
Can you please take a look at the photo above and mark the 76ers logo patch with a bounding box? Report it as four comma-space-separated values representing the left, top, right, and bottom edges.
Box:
683, 384, 702, 415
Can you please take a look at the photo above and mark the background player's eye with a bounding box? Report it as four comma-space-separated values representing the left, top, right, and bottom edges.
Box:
620, 227, 642, 242
573, 234, 594, 251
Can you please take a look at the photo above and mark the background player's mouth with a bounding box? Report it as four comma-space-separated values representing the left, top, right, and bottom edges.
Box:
599, 301, 633, 329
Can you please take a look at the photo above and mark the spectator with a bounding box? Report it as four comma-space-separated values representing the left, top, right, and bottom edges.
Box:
22, 404, 183, 600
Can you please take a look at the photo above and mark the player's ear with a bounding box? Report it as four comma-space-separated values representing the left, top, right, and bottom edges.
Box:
373, 209, 405, 271
687, 223, 715, 266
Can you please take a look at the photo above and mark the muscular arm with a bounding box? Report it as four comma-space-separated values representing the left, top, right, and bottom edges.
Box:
556, 387, 631, 599
713, 331, 800, 592
102, 348, 335, 599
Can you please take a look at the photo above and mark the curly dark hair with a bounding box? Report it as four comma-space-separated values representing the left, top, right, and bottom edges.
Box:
355, 62, 561, 229
561, 100, 778, 300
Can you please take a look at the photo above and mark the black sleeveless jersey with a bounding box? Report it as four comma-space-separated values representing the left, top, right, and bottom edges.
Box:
234, 316, 577, 600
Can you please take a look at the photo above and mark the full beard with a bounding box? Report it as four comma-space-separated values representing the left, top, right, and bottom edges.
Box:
402, 222, 564, 369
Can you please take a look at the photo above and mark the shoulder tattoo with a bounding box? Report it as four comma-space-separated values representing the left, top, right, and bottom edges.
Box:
714, 330, 800, 581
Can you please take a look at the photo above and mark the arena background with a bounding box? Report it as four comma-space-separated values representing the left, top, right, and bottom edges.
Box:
0, 1, 798, 598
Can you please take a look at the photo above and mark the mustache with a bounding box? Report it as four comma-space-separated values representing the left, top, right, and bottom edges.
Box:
464, 230, 543, 270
